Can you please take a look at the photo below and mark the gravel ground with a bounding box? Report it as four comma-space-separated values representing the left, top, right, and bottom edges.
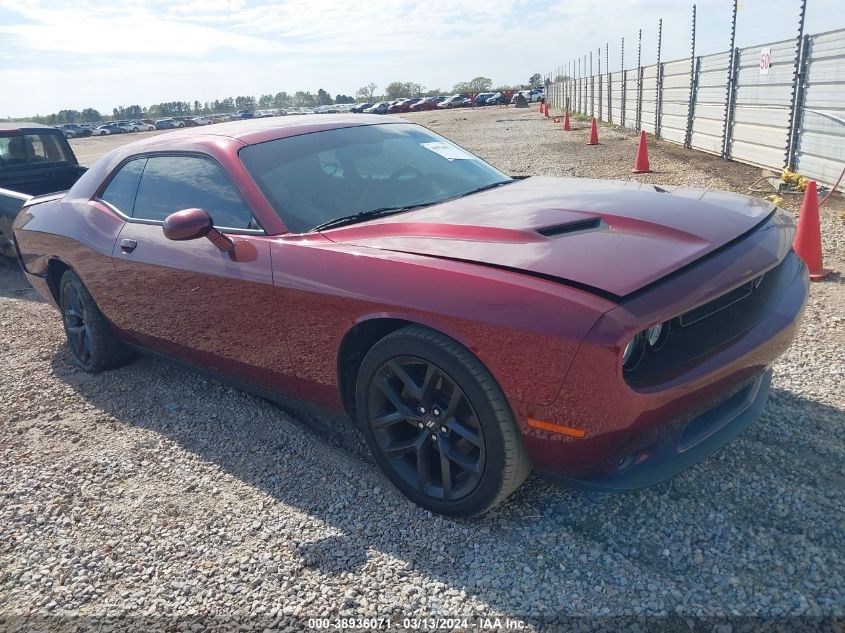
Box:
2, 107, 844, 631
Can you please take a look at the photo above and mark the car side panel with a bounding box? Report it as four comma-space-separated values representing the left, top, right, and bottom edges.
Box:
13, 199, 124, 311
269, 235, 611, 410
107, 223, 299, 396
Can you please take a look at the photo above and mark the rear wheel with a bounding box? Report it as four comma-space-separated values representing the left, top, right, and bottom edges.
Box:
59, 270, 133, 373
356, 326, 530, 517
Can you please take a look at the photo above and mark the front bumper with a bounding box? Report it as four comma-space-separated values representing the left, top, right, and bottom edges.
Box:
513, 212, 808, 485
540, 369, 771, 491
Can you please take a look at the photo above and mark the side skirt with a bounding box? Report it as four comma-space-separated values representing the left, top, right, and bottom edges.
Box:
125, 343, 356, 430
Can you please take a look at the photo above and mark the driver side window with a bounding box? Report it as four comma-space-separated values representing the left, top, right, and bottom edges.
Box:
131, 155, 258, 229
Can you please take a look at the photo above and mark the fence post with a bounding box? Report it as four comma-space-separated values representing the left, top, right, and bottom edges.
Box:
597, 48, 602, 120
636, 29, 643, 130
620, 37, 626, 127
721, 0, 738, 158
685, 56, 701, 148
657, 63, 665, 137
584, 53, 588, 115
723, 48, 740, 158
590, 50, 594, 118
606, 43, 611, 124
786, 0, 809, 169
684, 4, 697, 148
788, 34, 811, 169
655, 18, 662, 136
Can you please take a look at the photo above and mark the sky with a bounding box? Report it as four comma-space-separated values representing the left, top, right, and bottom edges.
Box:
1, 0, 843, 118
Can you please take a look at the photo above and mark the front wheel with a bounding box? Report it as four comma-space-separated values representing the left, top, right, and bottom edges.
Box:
356, 325, 531, 517
59, 270, 134, 373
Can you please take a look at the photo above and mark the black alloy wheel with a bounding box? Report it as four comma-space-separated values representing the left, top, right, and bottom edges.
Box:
59, 270, 134, 373
367, 356, 485, 502
61, 281, 91, 367
356, 325, 531, 517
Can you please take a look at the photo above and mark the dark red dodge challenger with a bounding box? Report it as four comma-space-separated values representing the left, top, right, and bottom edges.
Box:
13, 116, 809, 516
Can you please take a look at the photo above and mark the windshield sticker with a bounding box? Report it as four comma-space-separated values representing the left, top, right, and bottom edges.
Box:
420, 141, 474, 160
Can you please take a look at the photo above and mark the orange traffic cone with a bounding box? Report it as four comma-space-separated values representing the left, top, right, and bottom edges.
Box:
793, 180, 833, 281
563, 111, 571, 131
587, 118, 599, 145
544, 104, 550, 117
632, 131, 651, 173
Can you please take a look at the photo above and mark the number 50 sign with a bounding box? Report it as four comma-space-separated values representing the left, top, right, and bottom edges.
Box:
760, 48, 772, 74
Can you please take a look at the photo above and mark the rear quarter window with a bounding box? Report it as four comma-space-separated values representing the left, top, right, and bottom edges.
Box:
100, 158, 146, 216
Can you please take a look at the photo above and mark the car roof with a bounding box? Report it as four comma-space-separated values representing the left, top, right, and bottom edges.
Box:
0, 121, 55, 130
106, 114, 402, 155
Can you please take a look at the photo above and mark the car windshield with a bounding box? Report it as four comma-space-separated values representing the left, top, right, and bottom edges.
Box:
239, 123, 510, 234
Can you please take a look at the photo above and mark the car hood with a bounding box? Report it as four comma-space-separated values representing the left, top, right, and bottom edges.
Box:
323, 177, 776, 299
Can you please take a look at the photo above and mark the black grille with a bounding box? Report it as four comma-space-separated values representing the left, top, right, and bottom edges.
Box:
626, 254, 797, 389
678, 274, 763, 327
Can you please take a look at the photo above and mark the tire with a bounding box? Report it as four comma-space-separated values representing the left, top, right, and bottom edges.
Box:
355, 325, 531, 517
59, 270, 134, 373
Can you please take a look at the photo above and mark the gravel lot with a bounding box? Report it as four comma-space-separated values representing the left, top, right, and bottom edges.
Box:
2, 107, 844, 631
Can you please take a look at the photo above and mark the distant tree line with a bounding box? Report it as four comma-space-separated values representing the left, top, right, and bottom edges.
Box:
4, 75, 543, 124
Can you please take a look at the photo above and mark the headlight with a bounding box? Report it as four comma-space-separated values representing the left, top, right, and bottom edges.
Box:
623, 321, 670, 371
622, 333, 644, 370
646, 323, 663, 347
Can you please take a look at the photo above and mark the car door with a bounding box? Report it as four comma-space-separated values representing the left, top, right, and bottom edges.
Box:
100, 153, 299, 396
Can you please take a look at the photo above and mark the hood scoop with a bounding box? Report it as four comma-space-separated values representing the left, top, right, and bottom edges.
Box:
538, 217, 606, 238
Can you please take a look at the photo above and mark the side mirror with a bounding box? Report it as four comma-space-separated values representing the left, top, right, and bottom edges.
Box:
163, 208, 235, 257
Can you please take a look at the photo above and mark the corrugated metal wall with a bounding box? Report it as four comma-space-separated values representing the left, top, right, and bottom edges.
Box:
795, 28, 845, 185
690, 51, 731, 155
623, 70, 638, 129
545, 28, 844, 185
610, 71, 623, 124
729, 38, 796, 169
661, 59, 692, 145
640, 64, 659, 135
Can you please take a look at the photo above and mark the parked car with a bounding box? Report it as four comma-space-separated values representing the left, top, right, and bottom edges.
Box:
511, 91, 536, 105
485, 92, 511, 106
437, 95, 470, 109
387, 99, 416, 114
363, 102, 390, 114
154, 119, 183, 130
0, 122, 86, 256
472, 93, 495, 107
528, 88, 545, 102
351, 103, 373, 113
192, 116, 214, 126
174, 117, 198, 127
409, 97, 436, 112
234, 110, 253, 120
56, 124, 92, 139
103, 122, 132, 134
89, 125, 109, 136
10, 116, 808, 517
253, 110, 276, 118
130, 121, 156, 132
142, 119, 156, 126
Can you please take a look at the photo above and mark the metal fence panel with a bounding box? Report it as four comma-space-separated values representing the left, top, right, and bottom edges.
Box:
610, 71, 623, 123
728, 38, 797, 169
624, 70, 639, 129
690, 50, 731, 155
640, 64, 659, 134
796, 28, 845, 186
660, 59, 692, 144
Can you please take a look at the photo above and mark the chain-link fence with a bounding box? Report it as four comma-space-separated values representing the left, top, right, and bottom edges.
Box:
545, 1, 845, 186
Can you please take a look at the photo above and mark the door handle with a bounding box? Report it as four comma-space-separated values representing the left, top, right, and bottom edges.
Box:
119, 238, 137, 253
